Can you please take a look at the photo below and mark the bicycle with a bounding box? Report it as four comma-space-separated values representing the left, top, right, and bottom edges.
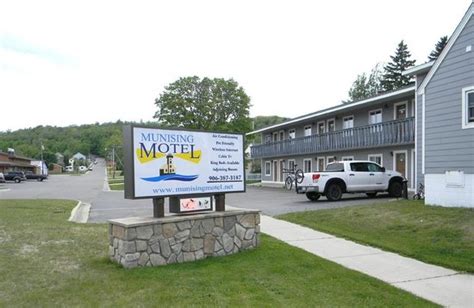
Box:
283, 167, 295, 190
283, 165, 304, 190
283, 165, 298, 190
413, 182, 425, 200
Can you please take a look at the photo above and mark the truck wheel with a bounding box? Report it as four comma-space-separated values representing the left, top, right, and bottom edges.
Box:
388, 181, 403, 198
326, 183, 343, 201
306, 192, 320, 201
366, 192, 377, 198
14, 178, 20, 183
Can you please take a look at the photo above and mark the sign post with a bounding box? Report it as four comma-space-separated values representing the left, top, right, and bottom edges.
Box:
215, 194, 225, 212
152, 198, 165, 218
123, 125, 245, 215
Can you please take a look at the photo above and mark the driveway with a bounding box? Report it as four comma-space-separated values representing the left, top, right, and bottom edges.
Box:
0, 161, 106, 203
0, 159, 154, 222
1, 161, 396, 221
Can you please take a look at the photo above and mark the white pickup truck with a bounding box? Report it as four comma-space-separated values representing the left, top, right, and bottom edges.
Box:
295, 160, 405, 201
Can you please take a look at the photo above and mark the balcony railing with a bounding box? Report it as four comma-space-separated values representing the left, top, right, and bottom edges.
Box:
250, 117, 415, 159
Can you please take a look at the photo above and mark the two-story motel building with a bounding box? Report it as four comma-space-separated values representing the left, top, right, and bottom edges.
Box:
249, 86, 417, 189
249, 2, 474, 208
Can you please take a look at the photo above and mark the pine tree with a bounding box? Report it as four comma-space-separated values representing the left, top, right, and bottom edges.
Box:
381, 40, 416, 91
428, 36, 448, 61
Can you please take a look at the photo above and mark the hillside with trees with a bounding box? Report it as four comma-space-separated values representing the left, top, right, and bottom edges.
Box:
0, 115, 286, 167
0, 122, 125, 166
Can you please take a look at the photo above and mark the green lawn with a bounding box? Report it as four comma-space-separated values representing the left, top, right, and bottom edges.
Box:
108, 178, 124, 185
109, 183, 124, 191
0, 199, 434, 307
279, 200, 474, 272
246, 180, 261, 185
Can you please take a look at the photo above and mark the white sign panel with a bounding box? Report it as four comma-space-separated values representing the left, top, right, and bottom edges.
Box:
130, 127, 245, 198
180, 197, 212, 212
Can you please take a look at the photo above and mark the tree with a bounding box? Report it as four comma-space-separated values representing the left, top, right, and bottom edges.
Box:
347, 63, 384, 102
248, 116, 289, 143
41, 151, 57, 166
381, 40, 416, 91
154, 76, 252, 133
348, 73, 369, 102
428, 36, 448, 61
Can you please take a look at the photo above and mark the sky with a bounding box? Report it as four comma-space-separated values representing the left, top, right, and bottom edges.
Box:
0, 0, 471, 132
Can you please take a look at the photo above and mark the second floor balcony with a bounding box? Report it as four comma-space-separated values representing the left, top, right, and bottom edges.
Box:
250, 117, 415, 159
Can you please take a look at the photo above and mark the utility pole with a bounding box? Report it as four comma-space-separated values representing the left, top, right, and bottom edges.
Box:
112, 146, 115, 179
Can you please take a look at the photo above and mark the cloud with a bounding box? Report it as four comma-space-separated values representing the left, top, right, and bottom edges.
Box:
0, 34, 74, 66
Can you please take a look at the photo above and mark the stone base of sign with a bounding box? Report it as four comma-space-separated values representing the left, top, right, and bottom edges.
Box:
108, 209, 261, 268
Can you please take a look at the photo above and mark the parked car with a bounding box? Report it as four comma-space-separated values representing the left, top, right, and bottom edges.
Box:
296, 161, 405, 201
24, 171, 48, 181
0, 172, 5, 183
78, 166, 88, 172
4, 171, 27, 183
65, 166, 74, 172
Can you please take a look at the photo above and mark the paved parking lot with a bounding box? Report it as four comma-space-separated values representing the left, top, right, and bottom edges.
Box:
0, 162, 398, 221
227, 185, 395, 216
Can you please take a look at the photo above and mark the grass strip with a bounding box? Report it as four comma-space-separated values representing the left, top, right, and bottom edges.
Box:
278, 200, 474, 272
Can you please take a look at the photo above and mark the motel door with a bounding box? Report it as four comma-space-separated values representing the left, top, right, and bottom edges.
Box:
280, 161, 285, 183
395, 152, 406, 178
273, 161, 278, 182
318, 158, 325, 171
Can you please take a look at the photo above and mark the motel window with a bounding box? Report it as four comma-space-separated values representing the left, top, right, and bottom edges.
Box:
288, 160, 296, 172
327, 119, 335, 132
303, 159, 312, 173
304, 125, 312, 137
288, 129, 296, 139
462, 87, 474, 129
342, 156, 354, 161
368, 154, 383, 166
343, 116, 354, 129
317, 122, 325, 134
317, 157, 325, 171
343, 116, 354, 137
265, 161, 271, 176
467, 91, 474, 123
265, 135, 272, 144
395, 103, 407, 120
369, 109, 382, 124
279, 131, 284, 141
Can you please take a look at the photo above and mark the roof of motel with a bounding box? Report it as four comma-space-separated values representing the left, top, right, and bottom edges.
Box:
248, 84, 416, 135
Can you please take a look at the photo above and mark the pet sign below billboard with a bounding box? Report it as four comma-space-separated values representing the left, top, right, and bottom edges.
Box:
123, 126, 245, 199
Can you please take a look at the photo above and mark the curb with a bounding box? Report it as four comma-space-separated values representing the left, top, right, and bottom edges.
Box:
103, 167, 110, 191
69, 201, 91, 223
